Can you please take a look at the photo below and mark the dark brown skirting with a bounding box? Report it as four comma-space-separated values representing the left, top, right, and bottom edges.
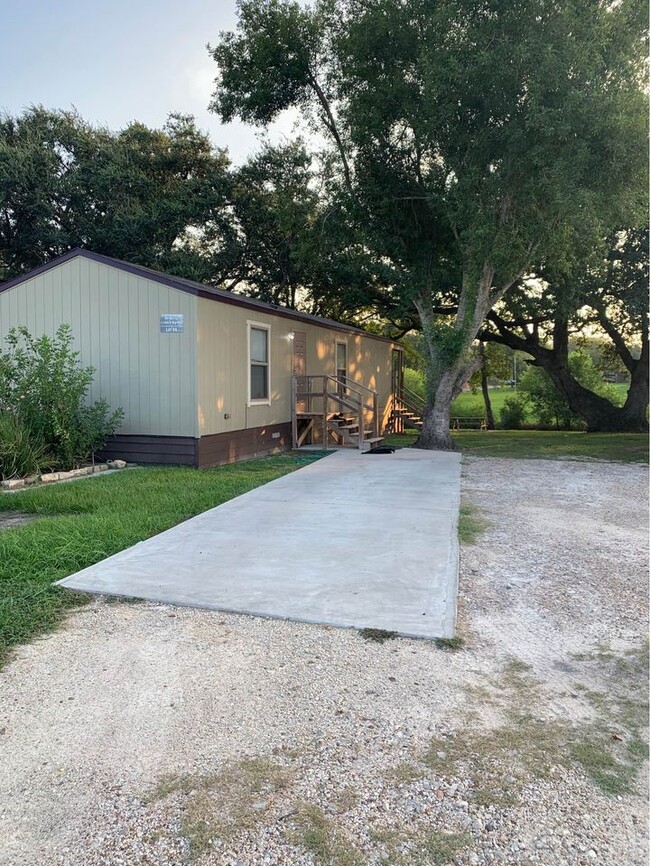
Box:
197, 422, 292, 468
97, 425, 293, 468
97, 434, 197, 466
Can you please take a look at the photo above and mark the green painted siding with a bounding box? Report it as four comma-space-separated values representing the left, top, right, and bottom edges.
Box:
0, 257, 198, 437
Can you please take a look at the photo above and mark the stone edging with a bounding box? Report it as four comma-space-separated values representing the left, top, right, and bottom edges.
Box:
1, 460, 127, 491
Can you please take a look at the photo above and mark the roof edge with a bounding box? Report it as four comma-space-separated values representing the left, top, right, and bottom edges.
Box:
0, 248, 396, 344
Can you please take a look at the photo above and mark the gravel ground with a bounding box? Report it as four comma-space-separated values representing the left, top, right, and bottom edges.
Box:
0, 456, 647, 866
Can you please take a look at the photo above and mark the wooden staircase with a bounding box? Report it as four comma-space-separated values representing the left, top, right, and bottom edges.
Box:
291, 374, 384, 451
389, 385, 424, 433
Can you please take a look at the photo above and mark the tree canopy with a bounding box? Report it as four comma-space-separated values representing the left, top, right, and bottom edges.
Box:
0, 108, 379, 323
211, 0, 647, 446
0, 107, 232, 281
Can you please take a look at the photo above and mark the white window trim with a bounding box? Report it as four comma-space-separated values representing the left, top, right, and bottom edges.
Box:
247, 321, 271, 406
335, 338, 348, 377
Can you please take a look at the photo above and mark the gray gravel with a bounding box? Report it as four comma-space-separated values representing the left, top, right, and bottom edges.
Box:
0, 456, 647, 866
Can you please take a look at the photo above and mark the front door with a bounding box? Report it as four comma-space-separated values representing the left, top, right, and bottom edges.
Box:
293, 331, 307, 412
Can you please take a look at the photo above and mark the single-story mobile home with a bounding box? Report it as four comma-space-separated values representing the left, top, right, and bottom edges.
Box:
0, 250, 403, 467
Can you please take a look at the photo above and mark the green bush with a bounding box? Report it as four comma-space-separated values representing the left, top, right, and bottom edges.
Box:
0, 325, 124, 472
0, 413, 50, 480
500, 396, 527, 429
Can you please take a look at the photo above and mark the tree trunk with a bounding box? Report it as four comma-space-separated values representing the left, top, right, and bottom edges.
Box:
416, 374, 455, 450
412, 267, 496, 450
618, 337, 649, 432
479, 342, 495, 429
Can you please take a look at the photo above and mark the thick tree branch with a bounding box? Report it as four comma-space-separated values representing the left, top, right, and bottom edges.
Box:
306, 69, 354, 196
589, 298, 636, 372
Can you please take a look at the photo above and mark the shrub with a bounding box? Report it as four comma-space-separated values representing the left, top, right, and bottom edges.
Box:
0, 412, 51, 480
500, 396, 527, 429
0, 325, 124, 471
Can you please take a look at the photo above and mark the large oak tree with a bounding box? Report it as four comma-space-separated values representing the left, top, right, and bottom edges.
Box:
482, 229, 649, 432
211, 0, 646, 448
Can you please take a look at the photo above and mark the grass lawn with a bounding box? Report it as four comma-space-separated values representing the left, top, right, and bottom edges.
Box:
451, 386, 515, 419
384, 430, 649, 464
451, 383, 629, 422
0, 453, 322, 665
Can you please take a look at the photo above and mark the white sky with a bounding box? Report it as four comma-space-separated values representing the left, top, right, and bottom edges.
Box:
1, 0, 303, 164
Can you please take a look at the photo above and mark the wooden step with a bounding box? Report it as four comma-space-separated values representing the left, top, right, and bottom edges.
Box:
363, 436, 384, 444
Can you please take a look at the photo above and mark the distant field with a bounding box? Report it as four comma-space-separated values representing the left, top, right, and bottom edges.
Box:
451, 386, 517, 420
383, 430, 648, 464
405, 364, 630, 424
451, 383, 629, 422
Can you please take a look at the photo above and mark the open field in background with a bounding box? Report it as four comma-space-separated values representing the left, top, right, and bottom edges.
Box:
452, 383, 628, 421
384, 430, 649, 464
452, 385, 516, 419
406, 378, 629, 423
0, 453, 322, 665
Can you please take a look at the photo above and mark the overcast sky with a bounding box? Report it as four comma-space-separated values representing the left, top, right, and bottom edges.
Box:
1, 0, 299, 163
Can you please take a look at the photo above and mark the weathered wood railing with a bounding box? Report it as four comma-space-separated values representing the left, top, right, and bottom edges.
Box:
291, 374, 379, 450
390, 384, 425, 433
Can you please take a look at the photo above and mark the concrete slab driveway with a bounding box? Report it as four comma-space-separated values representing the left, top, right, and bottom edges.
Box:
57, 448, 461, 638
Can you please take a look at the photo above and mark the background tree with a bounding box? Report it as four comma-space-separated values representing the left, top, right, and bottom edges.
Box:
518, 351, 616, 430
0, 107, 231, 281
471, 342, 514, 429
0, 108, 389, 326
215, 140, 391, 317
482, 229, 648, 432
211, 0, 646, 449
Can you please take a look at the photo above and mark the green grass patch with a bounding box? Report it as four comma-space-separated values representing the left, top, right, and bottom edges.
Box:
458, 502, 489, 544
434, 636, 464, 651
427, 647, 649, 799
383, 430, 648, 463
294, 803, 365, 866
147, 755, 294, 861
455, 430, 648, 462
368, 825, 470, 866
0, 453, 322, 665
416, 831, 472, 866
569, 737, 637, 796
358, 627, 397, 644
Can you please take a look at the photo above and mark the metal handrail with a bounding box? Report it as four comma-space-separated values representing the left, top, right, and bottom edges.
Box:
401, 384, 424, 405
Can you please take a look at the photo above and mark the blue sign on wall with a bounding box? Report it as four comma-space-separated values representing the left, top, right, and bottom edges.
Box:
160, 314, 184, 333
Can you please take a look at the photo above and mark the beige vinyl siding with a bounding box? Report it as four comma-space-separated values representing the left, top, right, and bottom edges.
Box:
197, 297, 394, 437
0, 257, 198, 437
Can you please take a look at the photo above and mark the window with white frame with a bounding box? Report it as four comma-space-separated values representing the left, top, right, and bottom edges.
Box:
248, 324, 270, 402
